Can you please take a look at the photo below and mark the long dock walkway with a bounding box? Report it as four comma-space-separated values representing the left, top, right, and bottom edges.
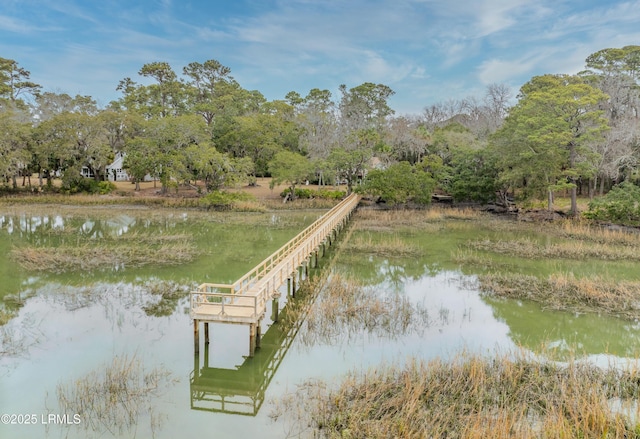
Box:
190, 192, 360, 356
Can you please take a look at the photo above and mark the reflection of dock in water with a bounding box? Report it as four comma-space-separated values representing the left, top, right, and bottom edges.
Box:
190, 295, 307, 416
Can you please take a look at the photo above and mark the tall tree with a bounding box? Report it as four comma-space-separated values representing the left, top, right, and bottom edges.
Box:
492, 74, 609, 214
183, 59, 235, 126
581, 46, 640, 193
0, 57, 41, 109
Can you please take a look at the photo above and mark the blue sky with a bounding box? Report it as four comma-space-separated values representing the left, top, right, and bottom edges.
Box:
1, 0, 639, 115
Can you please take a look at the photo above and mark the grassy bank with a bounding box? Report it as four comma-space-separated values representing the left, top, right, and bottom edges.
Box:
271, 351, 640, 438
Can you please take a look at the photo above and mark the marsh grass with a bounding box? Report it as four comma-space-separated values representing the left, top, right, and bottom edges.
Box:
478, 273, 640, 320
557, 219, 640, 246
467, 237, 640, 261
299, 273, 430, 346
271, 351, 640, 438
344, 232, 422, 257
56, 354, 177, 437
354, 207, 482, 232
451, 248, 510, 270
11, 238, 199, 273
261, 197, 339, 210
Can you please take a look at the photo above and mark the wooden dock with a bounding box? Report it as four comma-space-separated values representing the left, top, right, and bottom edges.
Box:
190, 193, 360, 356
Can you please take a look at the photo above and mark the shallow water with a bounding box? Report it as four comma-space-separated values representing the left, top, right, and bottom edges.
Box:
1, 207, 639, 438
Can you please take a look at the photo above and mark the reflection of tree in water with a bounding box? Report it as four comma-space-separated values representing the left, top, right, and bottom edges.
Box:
484, 296, 640, 358
142, 280, 192, 317
55, 354, 177, 438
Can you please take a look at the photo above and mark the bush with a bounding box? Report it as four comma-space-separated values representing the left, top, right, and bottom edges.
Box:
280, 188, 346, 200
316, 189, 345, 200
584, 181, 640, 225
200, 190, 255, 210
61, 170, 116, 195
97, 181, 116, 194
280, 187, 314, 199
358, 161, 435, 206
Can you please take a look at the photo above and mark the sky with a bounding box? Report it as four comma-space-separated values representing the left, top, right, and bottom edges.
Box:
1, 0, 640, 115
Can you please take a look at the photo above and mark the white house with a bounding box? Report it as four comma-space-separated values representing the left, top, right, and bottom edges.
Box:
105, 152, 130, 182
104, 152, 154, 182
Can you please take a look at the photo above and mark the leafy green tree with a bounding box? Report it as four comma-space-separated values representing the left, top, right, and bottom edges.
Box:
217, 102, 299, 177
123, 138, 155, 190
125, 114, 210, 194
184, 143, 253, 192
492, 74, 609, 214
0, 111, 31, 188
268, 151, 313, 200
338, 82, 395, 130
358, 161, 435, 206
447, 147, 500, 203
328, 138, 374, 195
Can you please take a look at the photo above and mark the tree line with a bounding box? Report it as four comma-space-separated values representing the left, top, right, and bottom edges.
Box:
1, 46, 639, 213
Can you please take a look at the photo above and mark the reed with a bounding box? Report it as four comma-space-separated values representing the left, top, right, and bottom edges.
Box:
354, 207, 483, 232
56, 353, 176, 436
11, 240, 199, 273
271, 350, 640, 438
344, 232, 422, 257
299, 273, 430, 346
478, 273, 640, 320
467, 237, 640, 261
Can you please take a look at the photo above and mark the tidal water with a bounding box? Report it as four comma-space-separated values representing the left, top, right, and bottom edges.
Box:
1, 206, 639, 438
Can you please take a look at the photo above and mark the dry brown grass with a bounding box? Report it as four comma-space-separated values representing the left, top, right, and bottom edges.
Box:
297, 273, 430, 346
354, 207, 483, 232
478, 273, 640, 320
467, 237, 640, 261
271, 351, 640, 438
11, 237, 199, 274
344, 232, 422, 258
56, 354, 177, 437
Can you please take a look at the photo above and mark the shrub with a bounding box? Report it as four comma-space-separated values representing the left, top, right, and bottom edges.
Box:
316, 189, 345, 200
200, 190, 255, 210
280, 187, 314, 199
584, 181, 640, 225
97, 181, 116, 194
280, 188, 346, 200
